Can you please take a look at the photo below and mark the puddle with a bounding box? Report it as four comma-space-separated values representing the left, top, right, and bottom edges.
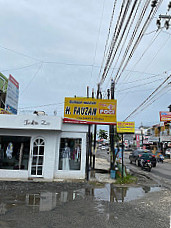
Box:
0, 185, 161, 214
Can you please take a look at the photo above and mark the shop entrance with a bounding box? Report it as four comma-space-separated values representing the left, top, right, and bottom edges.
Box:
30, 138, 45, 177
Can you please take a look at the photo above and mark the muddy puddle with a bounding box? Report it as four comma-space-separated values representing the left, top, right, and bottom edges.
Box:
0, 184, 161, 214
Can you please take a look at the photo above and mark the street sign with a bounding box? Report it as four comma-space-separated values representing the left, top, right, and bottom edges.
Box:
64, 97, 117, 125
5, 75, 19, 114
159, 111, 171, 122
117, 121, 135, 133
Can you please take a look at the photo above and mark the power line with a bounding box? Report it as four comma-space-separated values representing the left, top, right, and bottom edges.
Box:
98, 0, 117, 79
113, 0, 151, 84
20, 62, 43, 95
115, 2, 160, 84
90, 0, 106, 86
124, 74, 171, 121
101, 0, 139, 84
19, 102, 64, 110
0, 62, 40, 72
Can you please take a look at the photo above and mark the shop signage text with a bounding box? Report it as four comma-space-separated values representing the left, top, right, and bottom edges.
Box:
117, 121, 135, 133
159, 111, 171, 122
24, 119, 50, 126
64, 97, 117, 125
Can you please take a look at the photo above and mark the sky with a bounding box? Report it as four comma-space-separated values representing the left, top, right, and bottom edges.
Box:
0, 0, 171, 128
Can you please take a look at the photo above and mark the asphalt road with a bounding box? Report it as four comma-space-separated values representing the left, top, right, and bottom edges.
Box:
124, 151, 171, 189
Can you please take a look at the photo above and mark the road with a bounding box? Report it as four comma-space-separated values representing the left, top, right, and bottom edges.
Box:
124, 151, 171, 189
96, 148, 171, 188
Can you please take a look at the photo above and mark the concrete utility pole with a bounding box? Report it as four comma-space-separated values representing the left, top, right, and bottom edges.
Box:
168, 104, 171, 112
110, 79, 115, 169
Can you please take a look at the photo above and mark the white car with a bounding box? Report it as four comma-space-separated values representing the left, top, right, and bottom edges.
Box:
166, 148, 171, 156
101, 146, 106, 150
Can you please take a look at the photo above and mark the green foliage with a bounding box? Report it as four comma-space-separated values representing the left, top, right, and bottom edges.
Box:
98, 129, 108, 139
115, 174, 137, 184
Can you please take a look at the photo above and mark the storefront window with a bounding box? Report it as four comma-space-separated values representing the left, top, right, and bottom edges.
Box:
0, 136, 30, 170
58, 138, 81, 170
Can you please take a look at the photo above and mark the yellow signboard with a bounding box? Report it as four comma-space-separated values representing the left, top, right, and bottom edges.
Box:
117, 121, 135, 133
0, 108, 11, 114
64, 97, 117, 125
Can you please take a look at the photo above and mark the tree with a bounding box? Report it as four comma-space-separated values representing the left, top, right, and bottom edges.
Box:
98, 129, 108, 140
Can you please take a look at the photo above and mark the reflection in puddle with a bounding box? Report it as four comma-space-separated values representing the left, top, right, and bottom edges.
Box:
0, 185, 161, 214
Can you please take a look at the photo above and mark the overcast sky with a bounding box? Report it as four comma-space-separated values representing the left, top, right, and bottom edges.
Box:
0, 0, 171, 127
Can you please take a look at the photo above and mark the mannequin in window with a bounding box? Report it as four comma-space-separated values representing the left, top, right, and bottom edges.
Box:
6, 142, 13, 159
62, 143, 70, 170
74, 144, 80, 162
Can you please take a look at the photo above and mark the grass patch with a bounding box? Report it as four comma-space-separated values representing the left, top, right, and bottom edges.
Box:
115, 174, 137, 184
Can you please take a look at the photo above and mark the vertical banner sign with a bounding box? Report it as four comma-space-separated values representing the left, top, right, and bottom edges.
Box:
136, 135, 140, 148
64, 97, 117, 125
5, 74, 19, 114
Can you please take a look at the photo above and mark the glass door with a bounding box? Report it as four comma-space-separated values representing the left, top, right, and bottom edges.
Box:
30, 138, 45, 177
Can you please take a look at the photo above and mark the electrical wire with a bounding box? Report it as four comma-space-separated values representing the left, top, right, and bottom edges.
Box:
100, 0, 127, 83
98, 0, 117, 79
116, 76, 166, 93
102, 0, 139, 84
0, 62, 41, 72
115, 0, 163, 84
124, 74, 171, 121
90, 0, 106, 85
19, 102, 64, 110
119, 29, 161, 84
109, 0, 142, 81
20, 62, 43, 95
113, 0, 151, 83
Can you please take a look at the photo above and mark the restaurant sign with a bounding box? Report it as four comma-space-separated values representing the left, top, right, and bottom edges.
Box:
64, 97, 117, 125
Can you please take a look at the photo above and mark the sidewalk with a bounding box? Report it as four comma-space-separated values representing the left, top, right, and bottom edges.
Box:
90, 157, 116, 183
164, 158, 171, 163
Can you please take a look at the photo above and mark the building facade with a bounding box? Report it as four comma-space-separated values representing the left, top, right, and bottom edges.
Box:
0, 114, 88, 180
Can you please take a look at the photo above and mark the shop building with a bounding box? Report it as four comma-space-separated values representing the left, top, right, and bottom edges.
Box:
0, 114, 88, 181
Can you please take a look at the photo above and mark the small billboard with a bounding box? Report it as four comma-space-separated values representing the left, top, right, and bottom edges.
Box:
117, 122, 135, 133
5, 74, 19, 114
159, 111, 171, 122
0, 108, 11, 114
64, 97, 117, 125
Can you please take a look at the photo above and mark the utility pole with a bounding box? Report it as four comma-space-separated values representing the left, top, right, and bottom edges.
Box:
110, 79, 115, 169
168, 104, 171, 112
86, 86, 91, 180
93, 84, 100, 170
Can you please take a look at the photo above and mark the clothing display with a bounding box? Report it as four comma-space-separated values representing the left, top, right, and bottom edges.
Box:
6, 143, 13, 159
62, 146, 70, 170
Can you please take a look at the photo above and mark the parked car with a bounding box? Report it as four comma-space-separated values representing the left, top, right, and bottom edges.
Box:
129, 149, 145, 166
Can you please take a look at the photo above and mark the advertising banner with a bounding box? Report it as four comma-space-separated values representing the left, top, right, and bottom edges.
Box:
64, 97, 117, 125
117, 122, 135, 133
0, 108, 11, 114
136, 135, 140, 148
5, 74, 19, 114
159, 111, 171, 122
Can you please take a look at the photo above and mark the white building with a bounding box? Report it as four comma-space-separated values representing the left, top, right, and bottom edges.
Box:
0, 114, 88, 181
